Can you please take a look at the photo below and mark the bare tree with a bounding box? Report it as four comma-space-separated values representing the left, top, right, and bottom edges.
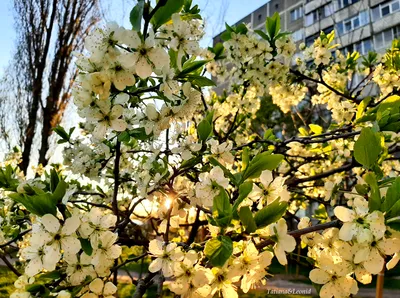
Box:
0, 0, 99, 173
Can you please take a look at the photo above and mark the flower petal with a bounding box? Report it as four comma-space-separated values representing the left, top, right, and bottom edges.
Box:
41, 214, 61, 234
339, 222, 356, 241
364, 248, 384, 274
148, 258, 163, 273
89, 278, 104, 295
334, 206, 355, 222
61, 216, 80, 235
103, 281, 117, 295
309, 268, 331, 284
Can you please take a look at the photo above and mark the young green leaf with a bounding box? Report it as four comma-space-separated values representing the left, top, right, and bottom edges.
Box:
151, 0, 184, 29
243, 153, 284, 180
204, 235, 233, 267
212, 186, 232, 227
130, 0, 145, 31
238, 206, 257, 233
197, 119, 212, 141
79, 238, 93, 256
265, 12, 281, 40
185, 74, 216, 87
353, 127, 382, 169
364, 172, 382, 212
383, 177, 400, 215
254, 199, 287, 228
232, 181, 253, 212
178, 60, 209, 76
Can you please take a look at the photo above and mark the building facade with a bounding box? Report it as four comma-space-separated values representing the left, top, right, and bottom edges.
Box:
213, 0, 400, 56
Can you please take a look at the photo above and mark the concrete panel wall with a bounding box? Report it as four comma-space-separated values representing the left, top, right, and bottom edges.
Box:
305, 0, 332, 14
337, 25, 372, 46
372, 10, 400, 33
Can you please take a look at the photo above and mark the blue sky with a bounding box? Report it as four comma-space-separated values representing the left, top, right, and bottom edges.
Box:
0, 0, 268, 73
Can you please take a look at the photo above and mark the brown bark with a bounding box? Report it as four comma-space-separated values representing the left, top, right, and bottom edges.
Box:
38, 0, 98, 166
18, 0, 58, 173
0, 0, 98, 172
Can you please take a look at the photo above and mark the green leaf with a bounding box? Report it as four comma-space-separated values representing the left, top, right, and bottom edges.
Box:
37, 271, 61, 281
209, 157, 237, 186
212, 187, 232, 227
254, 29, 269, 40
26, 284, 46, 293
185, 74, 216, 87
178, 60, 209, 76
355, 184, 369, 195
205, 110, 214, 124
254, 200, 287, 228
356, 97, 372, 119
242, 148, 250, 171
377, 95, 400, 120
129, 127, 149, 140
232, 182, 253, 212
387, 218, 400, 231
79, 238, 93, 256
151, 0, 184, 29
52, 180, 67, 203
208, 43, 224, 59
53, 125, 69, 141
49, 169, 60, 192
180, 156, 202, 170
197, 119, 212, 141
130, 0, 145, 31
0, 165, 19, 191
238, 206, 257, 233
364, 172, 382, 212
8, 193, 57, 216
383, 177, 400, 215
309, 124, 323, 135
118, 131, 131, 143
388, 200, 400, 218
243, 153, 284, 180
265, 12, 280, 40
220, 30, 232, 41
204, 236, 233, 267
353, 127, 382, 169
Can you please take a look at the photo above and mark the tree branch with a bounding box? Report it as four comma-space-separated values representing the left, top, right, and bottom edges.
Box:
256, 220, 340, 249
113, 141, 121, 220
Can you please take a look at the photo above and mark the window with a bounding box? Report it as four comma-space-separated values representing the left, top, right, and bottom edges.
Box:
382, 5, 390, 16
393, 1, 400, 12
338, 0, 360, 9
374, 25, 400, 49
304, 2, 335, 26
394, 26, 400, 39
372, 0, 400, 21
305, 26, 333, 47
343, 39, 373, 55
290, 6, 303, 22
324, 2, 334, 17
336, 11, 369, 35
363, 39, 373, 53
292, 28, 304, 42
305, 10, 317, 26
306, 33, 319, 47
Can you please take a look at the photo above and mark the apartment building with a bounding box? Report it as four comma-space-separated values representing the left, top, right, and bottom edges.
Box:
213, 0, 400, 56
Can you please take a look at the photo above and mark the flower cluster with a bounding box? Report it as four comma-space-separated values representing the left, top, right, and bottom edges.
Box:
2, 3, 400, 298
300, 197, 400, 297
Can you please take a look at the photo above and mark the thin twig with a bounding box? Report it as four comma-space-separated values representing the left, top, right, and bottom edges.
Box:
0, 229, 31, 248
256, 220, 340, 249
113, 141, 121, 220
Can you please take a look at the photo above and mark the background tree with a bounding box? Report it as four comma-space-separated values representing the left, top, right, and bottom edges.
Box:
0, 0, 99, 174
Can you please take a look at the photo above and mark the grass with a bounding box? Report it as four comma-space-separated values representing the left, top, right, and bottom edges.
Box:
2, 257, 400, 297
0, 266, 17, 296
